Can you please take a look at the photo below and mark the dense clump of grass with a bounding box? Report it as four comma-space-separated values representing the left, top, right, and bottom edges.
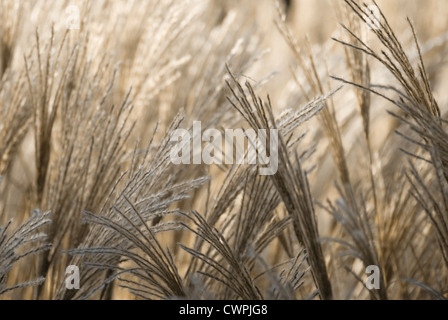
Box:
0, 0, 447, 300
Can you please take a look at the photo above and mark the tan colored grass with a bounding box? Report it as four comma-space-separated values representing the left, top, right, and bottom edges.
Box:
0, 0, 447, 300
